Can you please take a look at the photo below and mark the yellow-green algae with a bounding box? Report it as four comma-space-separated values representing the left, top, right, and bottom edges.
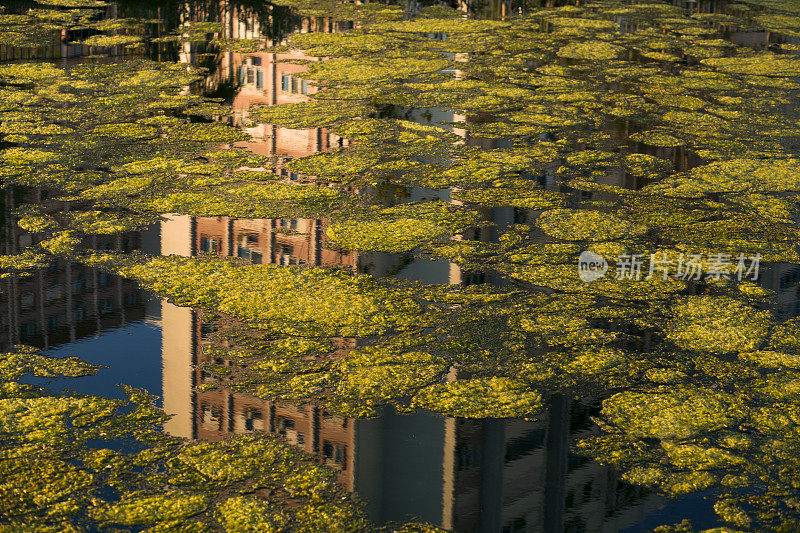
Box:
85, 253, 421, 338
326, 202, 481, 253
411, 378, 542, 418
0, 347, 369, 532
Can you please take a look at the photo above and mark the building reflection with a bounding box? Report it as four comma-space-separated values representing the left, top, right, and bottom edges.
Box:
157, 30, 666, 517
0, 189, 155, 352
0, 253, 146, 351
0, 2, 140, 62
155, 11, 800, 530
3, 2, 796, 530
160, 299, 665, 532
170, 15, 466, 282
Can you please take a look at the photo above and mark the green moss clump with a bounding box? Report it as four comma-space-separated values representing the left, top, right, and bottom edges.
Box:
0, 347, 370, 531
327, 203, 481, 253
412, 378, 543, 418
86, 254, 421, 337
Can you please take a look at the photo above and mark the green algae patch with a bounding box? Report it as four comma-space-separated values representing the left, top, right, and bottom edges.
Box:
603, 387, 746, 440
740, 350, 800, 369
188, 297, 556, 419
370, 19, 507, 34
0, 396, 118, 444
305, 57, 451, 85
411, 378, 543, 418
662, 442, 744, 472
536, 209, 646, 242
326, 203, 480, 253
0, 346, 370, 531
252, 101, 373, 129
702, 54, 800, 76
622, 153, 673, 178
0, 347, 97, 381
90, 494, 208, 526
520, 314, 616, 348
86, 254, 420, 337
0, 457, 93, 517
689, 158, 800, 194
215, 497, 288, 533
557, 41, 623, 60
768, 318, 800, 354
0, 251, 51, 278
174, 440, 281, 488
81, 34, 143, 47
138, 182, 343, 220
440, 146, 559, 186
452, 184, 565, 209
713, 500, 752, 529
546, 16, 619, 31
335, 349, 448, 410
629, 130, 685, 147
666, 296, 771, 354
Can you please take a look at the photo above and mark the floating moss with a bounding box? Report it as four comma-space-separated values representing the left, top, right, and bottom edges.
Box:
0, 347, 370, 531
666, 296, 771, 353
629, 130, 685, 147
5, 3, 800, 530
411, 377, 543, 418
326, 202, 480, 252
215, 497, 288, 533
602, 387, 746, 440
85, 254, 421, 337
536, 209, 646, 242
557, 41, 623, 60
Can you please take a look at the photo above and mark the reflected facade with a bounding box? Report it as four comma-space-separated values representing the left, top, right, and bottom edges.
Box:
158, 15, 666, 531
161, 301, 666, 532
0, 189, 151, 351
